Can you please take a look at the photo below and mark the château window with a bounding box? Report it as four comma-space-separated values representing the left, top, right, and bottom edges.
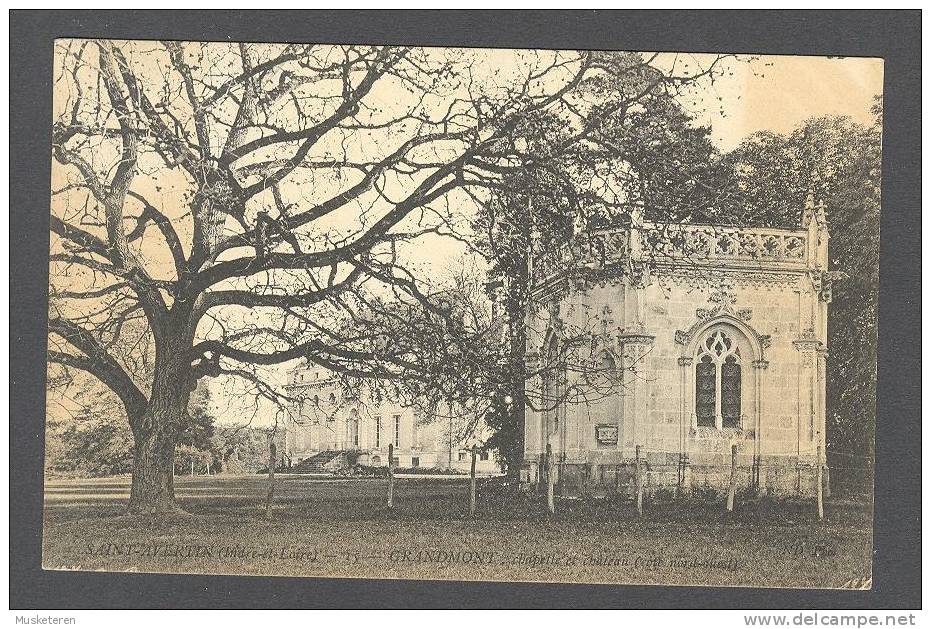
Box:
394, 414, 401, 447
695, 329, 743, 429
349, 410, 359, 447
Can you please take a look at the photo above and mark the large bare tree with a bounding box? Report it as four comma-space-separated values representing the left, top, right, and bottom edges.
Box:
49, 40, 727, 513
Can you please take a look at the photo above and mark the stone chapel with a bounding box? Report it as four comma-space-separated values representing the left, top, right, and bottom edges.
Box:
521, 200, 835, 497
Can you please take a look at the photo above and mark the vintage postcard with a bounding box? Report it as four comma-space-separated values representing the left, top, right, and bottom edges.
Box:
44, 39, 880, 589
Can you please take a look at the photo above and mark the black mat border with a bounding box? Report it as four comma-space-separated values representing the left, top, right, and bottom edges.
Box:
10, 10, 921, 610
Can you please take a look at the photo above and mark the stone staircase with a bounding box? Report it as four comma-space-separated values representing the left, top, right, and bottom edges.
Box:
291, 450, 349, 474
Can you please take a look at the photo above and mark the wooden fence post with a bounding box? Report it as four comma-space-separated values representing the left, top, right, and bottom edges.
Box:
387, 443, 395, 509
726, 444, 737, 513
469, 446, 477, 517
816, 444, 824, 521
545, 443, 555, 516
264, 432, 276, 519
635, 445, 643, 517
538, 453, 545, 493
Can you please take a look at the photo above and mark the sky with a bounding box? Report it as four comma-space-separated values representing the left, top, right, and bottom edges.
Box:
689, 54, 883, 151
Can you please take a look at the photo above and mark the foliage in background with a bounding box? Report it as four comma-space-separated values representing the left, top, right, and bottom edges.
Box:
47, 372, 286, 477
212, 424, 277, 474
721, 100, 881, 457
46, 374, 134, 477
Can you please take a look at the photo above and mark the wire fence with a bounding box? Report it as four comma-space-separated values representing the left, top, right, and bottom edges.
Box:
525, 442, 875, 504
824, 450, 874, 497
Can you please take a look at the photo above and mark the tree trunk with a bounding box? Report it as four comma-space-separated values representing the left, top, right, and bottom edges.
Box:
264, 432, 277, 519
128, 416, 179, 514
127, 342, 190, 515
502, 259, 527, 480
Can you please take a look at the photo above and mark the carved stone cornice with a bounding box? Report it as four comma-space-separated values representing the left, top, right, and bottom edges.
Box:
618, 321, 654, 346
793, 328, 823, 352
654, 265, 805, 291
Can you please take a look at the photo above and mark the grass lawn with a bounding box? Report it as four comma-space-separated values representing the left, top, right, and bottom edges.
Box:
42, 474, 873, 588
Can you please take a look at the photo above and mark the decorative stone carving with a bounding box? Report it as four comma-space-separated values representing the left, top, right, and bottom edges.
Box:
618, 321, 654, 347
737, 307, 753, 321
642, 223, 808, 262
809, 271, 823, 293
798, 327, 817, 340
600, 304, 615, 337
708, 285, 737, 308
814, 270, 848, 303
677, 312, 771, 361
524, 351, 540, 372
530, 218, 811, 296
655, 267, 804, 291
800, 351, 814, 368
626, 259, 650, 288
695, 284, 742, 321
793, 328, 822, 358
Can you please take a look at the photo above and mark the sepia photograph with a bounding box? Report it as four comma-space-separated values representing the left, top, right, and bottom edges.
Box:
40, 34, 885, 592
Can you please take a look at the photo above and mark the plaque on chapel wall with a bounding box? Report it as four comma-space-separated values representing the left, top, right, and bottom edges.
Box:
596, 424, 619, 446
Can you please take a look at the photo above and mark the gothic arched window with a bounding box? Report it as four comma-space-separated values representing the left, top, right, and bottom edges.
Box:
696, 354, 716, 427
587, 350, 618, 392
721, 355, 742, 428
598, 351, 616, 372
695, 329, 743, 429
